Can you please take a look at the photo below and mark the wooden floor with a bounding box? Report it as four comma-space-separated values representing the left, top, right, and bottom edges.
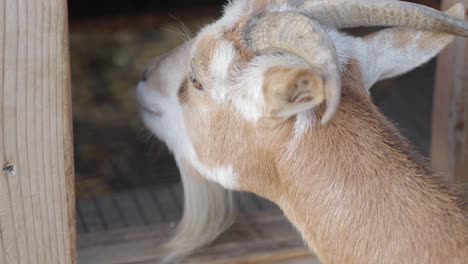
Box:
76, 184, 277, 234
78, 209, 319, 264
76, 185, 310, 263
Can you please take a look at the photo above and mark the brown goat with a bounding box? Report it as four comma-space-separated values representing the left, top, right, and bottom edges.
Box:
137, 0, 468, 263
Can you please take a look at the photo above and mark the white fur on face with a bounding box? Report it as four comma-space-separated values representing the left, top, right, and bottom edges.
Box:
138, 80, 196, 159
138, 44, 240, 190
207, 41, 238, 102
137, 43, 193, 156
139, 79, 240, 189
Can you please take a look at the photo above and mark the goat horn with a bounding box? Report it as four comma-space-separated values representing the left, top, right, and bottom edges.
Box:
296, 0, 468, 37
245, 11, 340, 124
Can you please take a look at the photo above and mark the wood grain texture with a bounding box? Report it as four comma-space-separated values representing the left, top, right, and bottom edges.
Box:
431, 0, 468, 185
0, 0, 76, 263
456, 40, 468, 184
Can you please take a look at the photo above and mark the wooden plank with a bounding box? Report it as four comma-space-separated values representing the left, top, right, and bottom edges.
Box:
113, 192, 145, 226
461, 90, 468, 180
0, 0, 76, 263
77, 210, 285, 248
78, 199, 106, 233
431, 0, 468, 185
0, 1, 19, 263
182, 240, 313, 264
74, 185, 282, 233
133, 188, 164, 224
456, 39, 468, 183
78, 210, 317, 264
152, 187, 182, 222
96, 194, 126, 230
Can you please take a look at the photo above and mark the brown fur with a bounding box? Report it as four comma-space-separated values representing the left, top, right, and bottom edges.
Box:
263, 67, 325, 117
193, 36, 219, 82
274, 63, 468, 263
161, 4, 468, 261
178, 78, 189, 104
141, 2, 468, 262
181, 59, 468, 263
224, 22, 255, 64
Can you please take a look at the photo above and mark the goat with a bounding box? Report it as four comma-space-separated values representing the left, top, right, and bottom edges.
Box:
137, 0, 468, 263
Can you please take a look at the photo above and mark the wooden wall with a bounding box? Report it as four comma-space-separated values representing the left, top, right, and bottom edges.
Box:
431, 0, 468, 186
0, 0, 76, 263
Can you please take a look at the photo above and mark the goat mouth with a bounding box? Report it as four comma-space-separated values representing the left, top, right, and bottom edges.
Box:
136, 82, 163, 116
136, 92, 163, 116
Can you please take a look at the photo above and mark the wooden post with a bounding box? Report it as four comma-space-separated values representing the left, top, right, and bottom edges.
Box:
431, 0, 468, 185
0, 0, 76, 263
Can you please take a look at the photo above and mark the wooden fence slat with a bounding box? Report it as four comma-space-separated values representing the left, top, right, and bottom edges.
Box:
24, 0, 45, 262
455, 39, 468, 182
460, 80, 468, 179
36, 2, 53, 262
0, 0, 18, 257
0, 0, 76, 263
25, 1, 48, 263
17, 0, 40, 262
431, 0, 468, 185
2, 0, 30, 263
61, 0, 77, 260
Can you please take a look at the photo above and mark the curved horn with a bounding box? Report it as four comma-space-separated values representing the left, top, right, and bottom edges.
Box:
245, 12, 341, 124
297, 0, 468, 37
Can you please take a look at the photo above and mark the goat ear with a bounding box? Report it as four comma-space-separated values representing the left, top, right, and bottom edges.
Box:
263, 67, 325, 118
358, 3, 465, 90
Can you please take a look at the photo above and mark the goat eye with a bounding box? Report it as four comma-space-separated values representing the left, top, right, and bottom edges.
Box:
189, 74, 203, 91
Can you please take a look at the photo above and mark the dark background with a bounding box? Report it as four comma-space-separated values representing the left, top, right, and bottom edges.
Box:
69, 0, 226, 199
67, 0, 440, 20
68, 0, 224, 20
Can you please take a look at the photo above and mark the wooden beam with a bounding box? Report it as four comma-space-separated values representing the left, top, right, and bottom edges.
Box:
457, 40, 468, 183
0, 0, 76, 263
431, 0, 468, 185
